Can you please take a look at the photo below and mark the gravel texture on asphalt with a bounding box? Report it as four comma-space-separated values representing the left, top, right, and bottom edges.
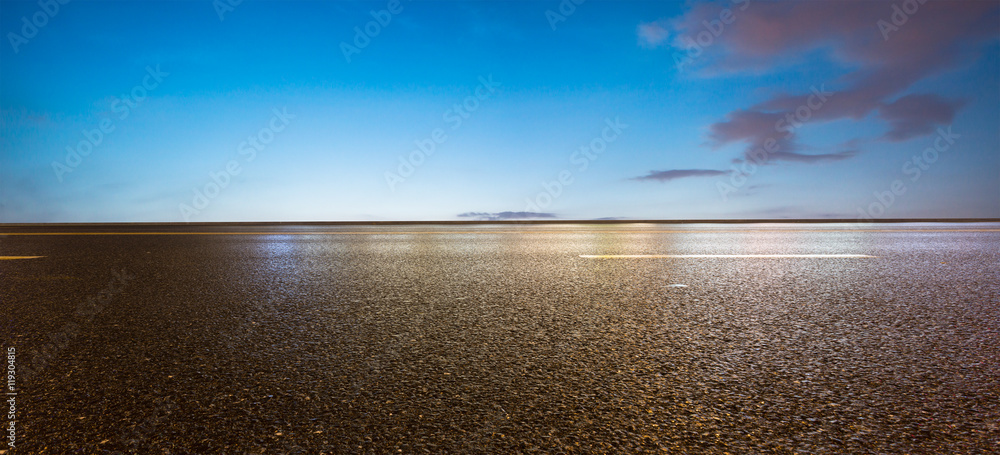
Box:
1, 223, 998, 454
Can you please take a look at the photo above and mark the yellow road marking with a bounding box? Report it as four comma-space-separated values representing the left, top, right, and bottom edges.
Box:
0, 256, 44, 260
0, 229, 997, 236
580, 254, 877, 258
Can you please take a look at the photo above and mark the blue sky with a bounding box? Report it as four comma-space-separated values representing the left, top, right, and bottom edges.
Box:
1, 0, 998, 222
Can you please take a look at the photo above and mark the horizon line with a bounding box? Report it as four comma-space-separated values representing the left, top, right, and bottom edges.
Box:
2, 218, 999, 227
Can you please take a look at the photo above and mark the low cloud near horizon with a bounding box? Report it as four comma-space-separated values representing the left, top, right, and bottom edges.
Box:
457, 211, 557, 221
633, 169, 728, 182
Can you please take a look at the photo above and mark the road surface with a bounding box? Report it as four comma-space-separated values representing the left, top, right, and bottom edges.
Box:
1, 223, 998, 453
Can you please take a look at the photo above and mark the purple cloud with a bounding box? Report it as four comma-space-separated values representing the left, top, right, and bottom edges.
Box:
633, 169, 728, 182
764, 150, 856, 163
708, 108, 856, 164
879, 94, 965, 142
650, 0, 998, 164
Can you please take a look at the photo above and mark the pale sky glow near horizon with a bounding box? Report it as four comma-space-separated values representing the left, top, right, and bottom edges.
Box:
1, 0, 998, 223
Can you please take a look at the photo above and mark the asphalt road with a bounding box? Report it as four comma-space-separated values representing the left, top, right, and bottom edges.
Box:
1, 223, 998, 454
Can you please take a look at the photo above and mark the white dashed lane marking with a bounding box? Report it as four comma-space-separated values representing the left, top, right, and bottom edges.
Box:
580, 254, 877, 258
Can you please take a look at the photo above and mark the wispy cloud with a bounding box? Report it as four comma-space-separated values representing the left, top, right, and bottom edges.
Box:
637, 20, 670, 48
